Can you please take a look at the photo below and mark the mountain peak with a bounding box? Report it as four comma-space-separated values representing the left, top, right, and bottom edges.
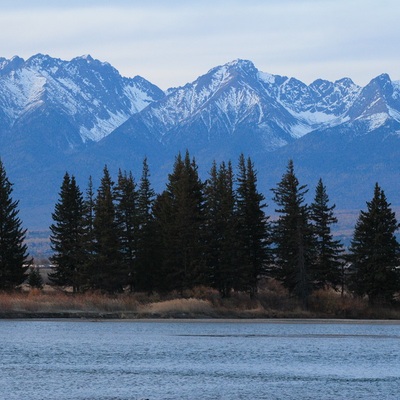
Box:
226, 59, 255, 69
364, 73, 393, 97
0, 56, 24, 73
78, 54, 94, 61
27, 53, 57, 64
372, 73, 391, 82
206, 59, 258, 80
71, 54, 111, 68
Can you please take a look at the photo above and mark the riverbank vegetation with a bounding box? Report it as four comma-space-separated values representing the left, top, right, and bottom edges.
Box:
1, 152, 400, 315
1, 280, 400, 319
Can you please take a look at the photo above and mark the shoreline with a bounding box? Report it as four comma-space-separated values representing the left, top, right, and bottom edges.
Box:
2, 286, 400, 321
1, 311, 400, 324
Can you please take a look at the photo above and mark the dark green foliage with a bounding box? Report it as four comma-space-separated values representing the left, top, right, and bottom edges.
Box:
115, 169, 138, 291
49, 173, 87, 292
28, 267, 43, 289
0, 159, 30, 289
310, 179, 343, 289
91, 166, 124, 293
204, 160, 238, 297
348, 183, 400, 304
235, 154, 271, 297
153, 151, 205, 292
271, 160, 315, 306
42, 156, 400, 307
82, 176, 96, 280
135, 158, 157, 293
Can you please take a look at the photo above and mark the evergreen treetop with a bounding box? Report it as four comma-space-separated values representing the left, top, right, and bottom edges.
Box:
271, 160, 315, 305
348, 183, 400, 304
310, 178, 343, 290
0, 159, 30, 289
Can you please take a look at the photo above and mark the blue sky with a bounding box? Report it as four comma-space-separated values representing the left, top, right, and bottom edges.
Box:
1, 0, 399, 89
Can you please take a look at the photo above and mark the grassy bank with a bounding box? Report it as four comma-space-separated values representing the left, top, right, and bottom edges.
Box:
1, 280, 400, 320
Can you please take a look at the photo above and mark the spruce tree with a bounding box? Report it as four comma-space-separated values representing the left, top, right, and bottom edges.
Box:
0, 159, 30, 289
135, 158, 157, 293
235, 154, 271, 297
91, 166, 124, 293
82, 175, 96, 282
153, 151, 205, 292
115, 169, 138, 292
204, 160, 238, 297
271, 160, 315, 306
348, 183, 400, 304
310, 178, 343, 290
28, 266, 43, 289
49, 173, 87, 292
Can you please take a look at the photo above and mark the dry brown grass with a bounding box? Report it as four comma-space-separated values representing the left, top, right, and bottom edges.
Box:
138, 298, 214, 317
0, 289, 139, 314
0, 282, 399, 319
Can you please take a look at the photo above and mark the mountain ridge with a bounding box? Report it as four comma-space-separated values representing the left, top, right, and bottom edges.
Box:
0, 54, 399, 232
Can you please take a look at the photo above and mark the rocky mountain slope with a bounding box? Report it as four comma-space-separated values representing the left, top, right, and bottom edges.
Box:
0, 55, 399, 232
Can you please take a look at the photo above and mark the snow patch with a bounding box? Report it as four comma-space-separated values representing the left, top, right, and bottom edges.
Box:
363, 112, 388, 131
258, 72, 276, 85
80, 110, 131, 142
388, 106, 400, 122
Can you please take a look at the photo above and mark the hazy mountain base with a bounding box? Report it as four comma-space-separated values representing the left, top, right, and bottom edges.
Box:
1, 281, 399, 320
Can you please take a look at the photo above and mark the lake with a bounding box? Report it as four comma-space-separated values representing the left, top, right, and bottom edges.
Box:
1, 319, 399, 399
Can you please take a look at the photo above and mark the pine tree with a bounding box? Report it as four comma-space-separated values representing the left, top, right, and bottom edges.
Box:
82, 175, 96, 283
0, 159, 30, 289
49, 173, 87, 292
310, 178, 343, 290
153, 151, 205, 292
271, 160, 315, 306
348, 183, 400, 304
235, 154, 271, 297
91, 166, 124, 293
135, 158, 157, 293
115, 169, 138, 291
28, 266, 43, 289
204, 160, 238, 297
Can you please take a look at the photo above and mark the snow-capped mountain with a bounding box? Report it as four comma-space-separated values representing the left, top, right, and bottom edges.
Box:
0, 54, 164, 143
0, 54, 400, 232
106, 59, 366, 157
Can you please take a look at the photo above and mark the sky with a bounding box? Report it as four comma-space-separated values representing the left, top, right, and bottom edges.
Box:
1, 0, 399, 89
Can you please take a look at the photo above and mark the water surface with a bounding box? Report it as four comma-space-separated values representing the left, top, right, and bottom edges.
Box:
1, 320, 399, 399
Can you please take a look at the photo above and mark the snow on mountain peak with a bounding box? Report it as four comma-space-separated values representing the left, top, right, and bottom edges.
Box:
0, 54, 165, 142
0, 54, 398, 153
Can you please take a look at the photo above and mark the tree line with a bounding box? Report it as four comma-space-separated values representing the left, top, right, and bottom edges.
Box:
0, 154, 399, 305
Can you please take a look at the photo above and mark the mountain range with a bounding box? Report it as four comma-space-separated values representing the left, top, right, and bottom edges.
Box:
1, 54, 399, 235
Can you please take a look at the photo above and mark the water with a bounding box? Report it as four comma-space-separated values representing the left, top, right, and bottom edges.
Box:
1, 319, 399, 399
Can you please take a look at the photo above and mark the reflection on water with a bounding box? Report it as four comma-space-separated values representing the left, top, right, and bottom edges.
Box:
1, 320, 399, 400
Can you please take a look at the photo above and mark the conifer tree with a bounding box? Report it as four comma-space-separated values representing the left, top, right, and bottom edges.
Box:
235, 154, 271, 296
84, 176, 95, 244
28, 266, 43, 289
91, 166, 124, 293
135, 158, 157, 292
115, 169, 138, 291
49, 173, 87, 292
0, 159, 30, 289
204, 160, 238, 297
152, 191, 173, 291
271, 160, 315, 306
310, 178, 343, 289
153, 151, 205, 292
82, 175, 96, 280
348, 183, 400, 304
